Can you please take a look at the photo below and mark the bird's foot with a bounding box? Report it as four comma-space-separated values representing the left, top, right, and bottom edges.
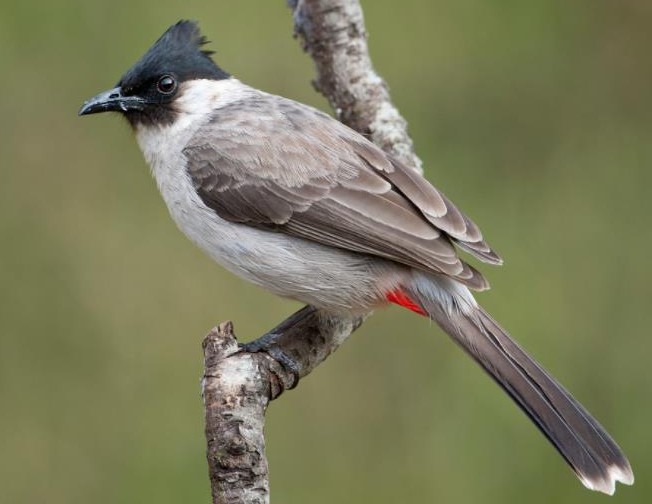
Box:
240, 332, 301, 389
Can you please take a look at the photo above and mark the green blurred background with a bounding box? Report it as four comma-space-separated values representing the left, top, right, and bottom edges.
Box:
1, 0, 650, 502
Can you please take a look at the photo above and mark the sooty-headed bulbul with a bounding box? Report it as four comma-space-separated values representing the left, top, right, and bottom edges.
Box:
79, 20, 634, 494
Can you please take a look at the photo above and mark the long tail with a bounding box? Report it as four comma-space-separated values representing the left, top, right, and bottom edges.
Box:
397, 275, 634, 495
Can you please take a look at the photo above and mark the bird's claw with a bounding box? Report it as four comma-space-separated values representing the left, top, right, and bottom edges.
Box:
240, 332, 301, 389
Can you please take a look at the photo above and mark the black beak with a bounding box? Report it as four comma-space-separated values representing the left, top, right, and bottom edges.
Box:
78, 86, 146, 116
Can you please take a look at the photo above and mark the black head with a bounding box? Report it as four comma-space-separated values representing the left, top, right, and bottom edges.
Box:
79, 20, 229, 126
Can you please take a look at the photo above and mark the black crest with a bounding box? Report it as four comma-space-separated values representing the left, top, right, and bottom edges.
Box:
119, 20, 229, 92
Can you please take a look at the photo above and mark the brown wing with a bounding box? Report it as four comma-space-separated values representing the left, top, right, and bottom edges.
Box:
184, 93, 501, 290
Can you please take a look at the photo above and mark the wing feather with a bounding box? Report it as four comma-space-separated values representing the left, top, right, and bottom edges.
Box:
184, 92, 501, 289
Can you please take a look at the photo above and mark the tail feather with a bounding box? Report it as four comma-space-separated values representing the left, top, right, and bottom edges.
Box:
406, 280, 633, 495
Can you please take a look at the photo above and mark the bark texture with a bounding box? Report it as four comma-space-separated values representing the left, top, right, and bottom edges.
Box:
203, 309, 363, 503
202, 2, 420, 502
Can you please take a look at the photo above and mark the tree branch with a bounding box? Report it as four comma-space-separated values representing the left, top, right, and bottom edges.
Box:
202, 308, 362, 504
289, 0, 422, 173
202, 2, 420, 502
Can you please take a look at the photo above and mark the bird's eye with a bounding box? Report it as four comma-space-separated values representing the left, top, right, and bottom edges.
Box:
157, 75, 177, 95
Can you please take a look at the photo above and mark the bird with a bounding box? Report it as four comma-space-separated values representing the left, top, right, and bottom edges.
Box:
79, 20, 633, 494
